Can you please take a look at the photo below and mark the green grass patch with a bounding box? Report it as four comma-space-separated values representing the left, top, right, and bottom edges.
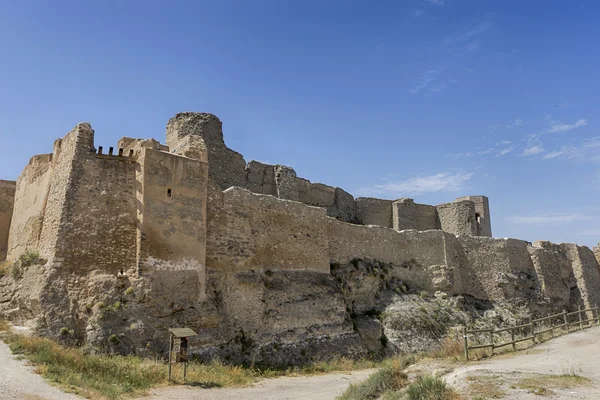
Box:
405, 375, 460, 400
337, 357, 415, 400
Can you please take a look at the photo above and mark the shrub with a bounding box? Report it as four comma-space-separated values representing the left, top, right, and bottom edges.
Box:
11, 263, 22, 279
59, 327, 73, 336
338, 358, 410, 400
19, 249, 41, 266
108, 334, 120, 344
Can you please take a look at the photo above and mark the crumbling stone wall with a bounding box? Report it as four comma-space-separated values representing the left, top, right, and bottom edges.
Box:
356, 197, 392, 227
529, 241, 579, 308
0, 180, 16, 260
436, 200, 477, 236
457, 236, 539, 301
560, 243, 600, 310
392, 198, 439, 231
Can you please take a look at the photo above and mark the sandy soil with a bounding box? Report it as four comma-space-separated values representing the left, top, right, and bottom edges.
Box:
0, 340, 82, 400
446, 325, 600, 399
138, 369, 375, 400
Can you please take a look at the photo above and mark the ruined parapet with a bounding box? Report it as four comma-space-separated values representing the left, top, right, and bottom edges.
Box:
166, 112, 246, 190
356, 197, 392, 228
456, 195, 492, 237
328, 187, 358, 224
392, 198, 439, 231
246, 161, 277, 196
593, 243, 600, 266
0, 180, 16, 261
436, 200, 477, 236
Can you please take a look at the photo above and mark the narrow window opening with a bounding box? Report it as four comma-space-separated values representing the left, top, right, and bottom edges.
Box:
476, 212, 481, 224
167, 188, 172, 197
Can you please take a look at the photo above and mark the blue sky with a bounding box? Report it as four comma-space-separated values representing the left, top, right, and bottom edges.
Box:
0, 0, 598, 247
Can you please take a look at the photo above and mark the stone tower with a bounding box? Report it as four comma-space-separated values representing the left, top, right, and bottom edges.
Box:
455, 195, 492, 237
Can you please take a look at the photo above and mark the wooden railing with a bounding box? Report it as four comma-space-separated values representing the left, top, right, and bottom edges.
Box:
463, 304, 600, 360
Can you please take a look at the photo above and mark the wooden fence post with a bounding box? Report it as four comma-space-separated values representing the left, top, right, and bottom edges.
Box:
511, 327, 516, 352
531, 317, 536, 344
463, 326, 468, 361
563, 310, 569, 333
596, 304, 599, 325
579, 305, 583, 330
489, 328, 494, 355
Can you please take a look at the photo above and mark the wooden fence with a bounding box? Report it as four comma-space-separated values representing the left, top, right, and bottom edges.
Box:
463, 304, 600, 361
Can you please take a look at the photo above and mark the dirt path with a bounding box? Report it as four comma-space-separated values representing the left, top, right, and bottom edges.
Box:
446, 325, 600, 399
0, 340, 82, 400
139, 369, 375, 400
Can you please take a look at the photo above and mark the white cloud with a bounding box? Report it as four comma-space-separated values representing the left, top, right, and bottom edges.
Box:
465, 40, 482, 52
545, 118, 588, 134
409, 67, 446, 94
412, 9, 425, 17
498, 147, 513, 156
442, 19, 493, 46
507, 214, 593, 224
522, 145, 544, 156
357, 171, 473, 197
427, 0, 444, 5
543, 138, 600, 163
514, 118, 524, 126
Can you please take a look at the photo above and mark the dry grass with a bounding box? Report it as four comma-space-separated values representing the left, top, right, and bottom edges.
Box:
465, 373, 507, 398
0, 320, 385, 400
337, 357, 412, 400
516, 371, 591, 393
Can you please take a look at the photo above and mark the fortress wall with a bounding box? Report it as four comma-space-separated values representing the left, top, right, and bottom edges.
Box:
529, 241, 578, 307
356, 197, 392, 228
327, 188, 358, 224
328, 222, 463, 294
55, 153, 138, 274
0, 180, 16, 261
594, 244, 600, 266
456, 195, 492, 237
560, 243, 600, 310
206, 187, 330, 274
436, 200, 478, 236
392, 199, 439, 231
6, 155, 53, 260
456, 236, 539, 301
137, 149, 208, 289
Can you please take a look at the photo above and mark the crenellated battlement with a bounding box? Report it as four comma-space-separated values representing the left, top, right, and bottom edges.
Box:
90, 146, 136, 161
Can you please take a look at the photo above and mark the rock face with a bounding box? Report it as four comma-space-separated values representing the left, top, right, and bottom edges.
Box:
0, 112, 598, 366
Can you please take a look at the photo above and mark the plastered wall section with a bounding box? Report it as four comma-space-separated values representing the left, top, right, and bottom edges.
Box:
457, 236, 538, 301
436, 200, 477, 236
392, 199, 438, 231
55, 153, 138, 274
0, 180, 16, 260
137, 148, 208, 284
6, 155, 53, 260
206, 187, 330, 274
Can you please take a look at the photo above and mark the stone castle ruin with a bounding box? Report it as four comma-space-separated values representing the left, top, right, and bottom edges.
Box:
1, 112, 599, 365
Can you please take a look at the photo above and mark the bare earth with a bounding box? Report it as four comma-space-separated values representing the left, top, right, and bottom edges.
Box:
446, 325, 600, 399
0, 340, 82, 400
